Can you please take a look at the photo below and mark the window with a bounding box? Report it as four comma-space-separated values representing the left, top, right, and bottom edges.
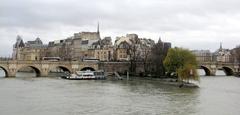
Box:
81, 40, 89, 44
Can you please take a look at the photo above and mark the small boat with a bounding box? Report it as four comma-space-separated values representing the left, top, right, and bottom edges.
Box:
61, 70, 106, 80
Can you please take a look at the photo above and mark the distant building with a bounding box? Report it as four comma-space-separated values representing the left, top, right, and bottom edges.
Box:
25, 37, 43, 47
191, 50, 212, 62
13, 36, 47, 61
163, 42, 171, 51
12, 35, 25, 60
74, 23, 100, 41
88, 37, 114, 61
12, 28, 173, 63
114, 34, 141, 61
213, 43, 233, 63
139, 38, 155, 60
115, 34, 138, 46
158, 38, 171, 52
114, 34, 156, 61
46, 38, 72, 60
45, 24, 101, 61
231, 46, 240, 63
114, 41, 130, 61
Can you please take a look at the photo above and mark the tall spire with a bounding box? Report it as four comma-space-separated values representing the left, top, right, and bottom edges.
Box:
97, 22, 101, 40
97, 22, 99, 34
220, 42, 222, 50
158, 36, 162, 43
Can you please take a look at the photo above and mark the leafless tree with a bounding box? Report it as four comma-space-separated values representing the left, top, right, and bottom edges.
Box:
141, 43, 152, 75
128, 37, 141, 75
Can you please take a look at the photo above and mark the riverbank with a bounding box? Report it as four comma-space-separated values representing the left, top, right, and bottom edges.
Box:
120, 76, 199, 88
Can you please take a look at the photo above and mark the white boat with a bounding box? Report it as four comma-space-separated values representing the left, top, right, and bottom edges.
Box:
61, 70, 105, 80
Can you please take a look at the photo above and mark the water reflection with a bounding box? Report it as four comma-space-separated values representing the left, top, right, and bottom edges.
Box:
0, 69, 5, 77
0, 69, 231, 78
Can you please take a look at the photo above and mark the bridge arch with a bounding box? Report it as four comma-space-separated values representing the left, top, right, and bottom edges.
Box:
48, 65, 72, 77
200, 65, 211, 76
17, 66, 41, 77
222, 66, 234, 76
80, 67, 95, 71
0, 66, 9, 77
49, 65, 72, 73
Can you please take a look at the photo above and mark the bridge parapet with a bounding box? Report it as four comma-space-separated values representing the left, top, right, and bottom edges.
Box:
199, 62, 237, 65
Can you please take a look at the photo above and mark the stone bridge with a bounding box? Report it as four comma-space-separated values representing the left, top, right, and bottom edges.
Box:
198, 62, 240, 76
1, 60, 239, 77
0, 60, 99, 77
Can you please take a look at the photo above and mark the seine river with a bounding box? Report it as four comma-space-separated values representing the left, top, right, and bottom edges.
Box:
0, 70, 239, 115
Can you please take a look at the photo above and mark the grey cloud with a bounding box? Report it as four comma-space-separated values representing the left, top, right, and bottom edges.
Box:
0, 0, 240, 56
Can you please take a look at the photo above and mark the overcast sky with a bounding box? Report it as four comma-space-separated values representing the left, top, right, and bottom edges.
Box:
0, 0, 240, 56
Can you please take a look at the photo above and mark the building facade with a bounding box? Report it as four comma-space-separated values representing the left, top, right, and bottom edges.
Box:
13, 36, 46, 61
213, 43, 233, 63
114, 41, 130, 61
114, 34, 156, 61
192, 43, 234, 63
192, 50, 212, 62
13, 30, 173, 63
89, 37, 114, 61
12, 35, 25, 60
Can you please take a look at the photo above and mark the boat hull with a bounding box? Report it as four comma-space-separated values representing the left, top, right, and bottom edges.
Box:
61, 70, 106, 80
61, 77, 106, 80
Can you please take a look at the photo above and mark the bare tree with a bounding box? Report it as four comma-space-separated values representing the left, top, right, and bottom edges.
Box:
128, 37, 141, 75
141, 43, 152, 75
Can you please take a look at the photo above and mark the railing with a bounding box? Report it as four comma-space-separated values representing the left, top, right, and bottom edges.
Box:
0, 60, 238, 66
198, 62, 239, 65
0, 60, 99, 65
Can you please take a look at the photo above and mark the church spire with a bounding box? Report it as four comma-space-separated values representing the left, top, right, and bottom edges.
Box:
97, 22, 101, 39
158, 36, 162, 43
97, 22, 99, 34
220, 42, 222, 50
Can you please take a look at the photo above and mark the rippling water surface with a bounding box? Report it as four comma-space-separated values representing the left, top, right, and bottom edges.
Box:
0, 70, 239, 115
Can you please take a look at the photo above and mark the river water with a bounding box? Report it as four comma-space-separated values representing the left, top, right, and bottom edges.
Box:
0, 70, 239, 115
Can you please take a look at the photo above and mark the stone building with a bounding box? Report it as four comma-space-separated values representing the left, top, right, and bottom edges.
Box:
191, 50, 212, 62
45, 26, 101, 61
213, 43, 233, 63
115, 34, 138, 46
46, 38, 72, 60
114, 34, 155, 61
72, 37, 99, 60
114, 34, 140, 61
18, 45, 47, 61
88, 37, 114, 61
13, 28, 170, 63
139, 38, 155, 61
231, 46, 240, 63
13, 36, 47, 61
12, 35, 25, 60
114, 41, 130, 61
